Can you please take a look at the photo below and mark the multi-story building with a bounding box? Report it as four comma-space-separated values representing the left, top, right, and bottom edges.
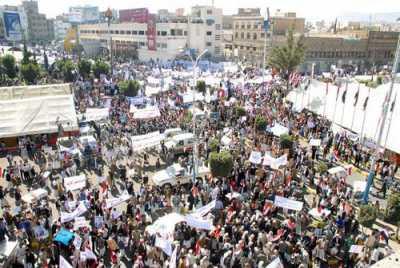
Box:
78, 21, 188, 61
22, 0, 51, 43
54, 20, 71, 41
68, 6, 100, 24
300, 30, 400, 73
271, 12, 305, 35
222, 15, 233, 59
232, 8, 267, 66
189, 6, 223, 60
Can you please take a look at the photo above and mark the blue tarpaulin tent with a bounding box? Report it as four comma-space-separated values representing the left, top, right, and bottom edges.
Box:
54, 228, 74, 246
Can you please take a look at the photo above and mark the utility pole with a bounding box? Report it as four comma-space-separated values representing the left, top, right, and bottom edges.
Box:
363, 33, 400, 203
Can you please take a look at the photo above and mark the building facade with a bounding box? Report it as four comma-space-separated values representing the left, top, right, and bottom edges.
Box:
22, 0, 52, 43
54, 20, 71, 41
271, 12, 305, 35
189, 6, 223, 60
0, 5, 29, 41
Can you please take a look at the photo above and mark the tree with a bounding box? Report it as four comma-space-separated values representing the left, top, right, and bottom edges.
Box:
358, 204, 378, 228
62, 59, 76, 82
118, 80, 140, 97
1, 54, 17, 79
235, 106, 246, 117
384, 193, 400, 224
93, 60, 110, 79
255, 115, 267, 131
78, 59, 92, 79
21, 42, 32, 65
43, 53, 49, 71
208, 138, 220, 152
196, 80, 206, 94
268, 28, 305, 84
209, 151, 233, 178
20, 62, 40, 84
280, 134, 294, 149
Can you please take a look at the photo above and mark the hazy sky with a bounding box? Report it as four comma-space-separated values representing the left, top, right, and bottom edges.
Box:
1, 0, 400, 20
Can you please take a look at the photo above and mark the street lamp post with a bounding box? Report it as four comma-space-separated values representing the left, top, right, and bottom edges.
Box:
362, 33, 400, 203
105, 8, 113, 76
181, 48, 208, 182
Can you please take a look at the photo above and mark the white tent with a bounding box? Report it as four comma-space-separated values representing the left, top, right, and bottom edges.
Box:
0, 83, 72, 100
0, 95, 78, 138
287, 79, 400, 153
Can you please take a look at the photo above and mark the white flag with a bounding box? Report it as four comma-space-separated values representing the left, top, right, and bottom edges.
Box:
60, 255, 73, 268
169, 245, 178, 268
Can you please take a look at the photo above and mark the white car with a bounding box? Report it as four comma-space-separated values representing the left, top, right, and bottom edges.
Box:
165, 133, 195, 154
151, 163, 210, 188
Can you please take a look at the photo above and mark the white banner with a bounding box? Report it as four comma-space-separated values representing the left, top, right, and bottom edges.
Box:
73, 235, 82, 249
60, 203, 88, 223
105, 191, 131, 209
266, 257, 283, 268
274, 196, 303, 211
131, 131, 164, 152
131, 106, 161, 119
146, 213, 185, 240
263, 154, 288, 170
60, 255, 73, 268
309, 139, 321, 147
349, 245, 364, 254
64, 175, 86, 191
155, 236, 173, 256
169, 245, 178, 268
184, 215, 213, 230
192, 200, 216, 218
249, 151, 262, 164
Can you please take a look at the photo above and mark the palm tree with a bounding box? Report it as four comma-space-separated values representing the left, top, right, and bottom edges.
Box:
268, 28, 305, 89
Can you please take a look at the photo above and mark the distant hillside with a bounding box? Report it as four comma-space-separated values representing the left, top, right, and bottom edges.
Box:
339, 12, 400, 23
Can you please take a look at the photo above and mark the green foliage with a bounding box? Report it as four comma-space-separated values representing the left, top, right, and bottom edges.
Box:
183, 111, 193, 124
62, 60, 76, 82
268, 28, 305, 78
384, 193, 400, 224
209, 150, 233, 178
78, 59, 92, 79
93, 60, 110, 79
196, 80, 206, 94
280, 134, 294, 149
43, 53, 49, 71
118, 80, 140, 97
358, 204, 378, 228
377, 76, 383, 85
235, 106, 246, 117
208, 138, 220, 152
21, 42, 32, 65
316, 162, 328, 174
255, 115, 267, 131
20, 62, 40, 84
1, 54, 17, 79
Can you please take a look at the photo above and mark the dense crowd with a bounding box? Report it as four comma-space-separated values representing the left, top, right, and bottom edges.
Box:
0, 60, 396, 268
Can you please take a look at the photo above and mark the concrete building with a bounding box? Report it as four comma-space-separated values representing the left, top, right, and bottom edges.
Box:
22, 0, 52, 43
271, 12, 305, 36
189, 6, 223, 59
68, 6, 100, 24
222, 15, 233, 59
54, 20, 71, 41
300, 30, 400, 73
232, 8, 266, 66
78, 21, 188, 61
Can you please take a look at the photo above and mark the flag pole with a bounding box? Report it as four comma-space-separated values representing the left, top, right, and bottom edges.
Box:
323, 82, 328, 118
383, 110, 394, 149
363, 34, 400, 203
350, 83, 360, 130
332, 84, 340, 124
360, 87, 371, 146
340, 79, 349, 126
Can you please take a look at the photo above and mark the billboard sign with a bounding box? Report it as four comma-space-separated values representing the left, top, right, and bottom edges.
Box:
119, 8, 149, 23
3, 12, 23, 41
147, 14, 156, 51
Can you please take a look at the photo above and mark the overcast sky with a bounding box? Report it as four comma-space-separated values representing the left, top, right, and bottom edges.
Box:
1, 0, 400, 20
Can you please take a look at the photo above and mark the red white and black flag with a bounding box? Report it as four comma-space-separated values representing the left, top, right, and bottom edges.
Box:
363, 96, 369, 111
390, 93, 397, 112
353, 85, 360, 106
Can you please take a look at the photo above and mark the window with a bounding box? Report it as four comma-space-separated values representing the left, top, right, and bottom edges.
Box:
171, 29, 175, 36
215, 35, 220, 41
184, 31, 188, 36
206, 31, 212, 36
138, 30, 144, 35
139, 42, 145, 47
161, 43, 167, 49
247, 24, 251, 29
240, 32, 244, 39
247, 33, 251, 39
241, 24, 245, 29
253, 33, 257, 40
207, 9, 212, 15
157, 31, 160, 36
176, 29, 183, 36
215, 24, 221, 30
120, 30, 125, 34
161, 31, 167, 36
254, 23, 259, 29
253, 47, 257, 51
132, 31, 137, 35
261, 33, 265, 38
206, 42, 212, 47
115, 30, 119, 34
235, 23, 240, 29
110, 30, 114, 34
127, 31, 131, 35
235, 32, 239, 39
